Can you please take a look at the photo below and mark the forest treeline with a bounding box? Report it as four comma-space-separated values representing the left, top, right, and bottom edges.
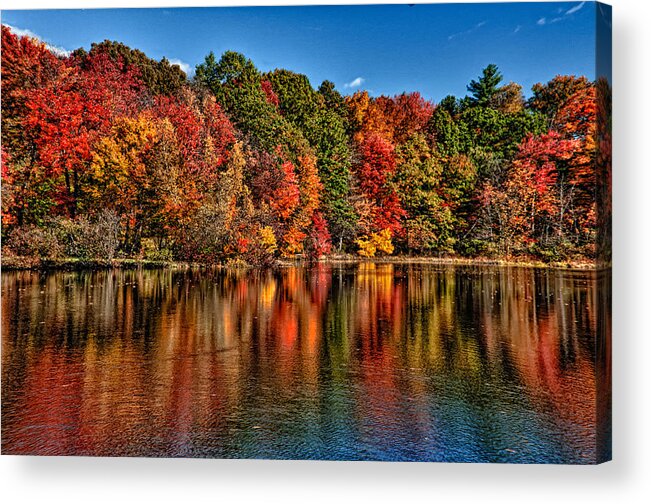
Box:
0, 26, 611, 266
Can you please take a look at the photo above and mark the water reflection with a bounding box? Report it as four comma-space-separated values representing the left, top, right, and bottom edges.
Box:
1, 263, 611, 462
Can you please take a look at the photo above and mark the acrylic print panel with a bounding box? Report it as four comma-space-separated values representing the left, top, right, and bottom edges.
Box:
0, 2, 611, 464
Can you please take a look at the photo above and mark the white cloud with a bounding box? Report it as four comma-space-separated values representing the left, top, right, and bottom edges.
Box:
5, 24, 70, 57
448, 20, 487, 41
344, 77, 365, 89
536, 2, 585, 29
566, 2, 586, 16
169, 58, 192, 77
5, 24, 38, 40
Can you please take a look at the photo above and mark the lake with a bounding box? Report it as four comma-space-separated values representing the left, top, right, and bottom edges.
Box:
1, 263, 611, 462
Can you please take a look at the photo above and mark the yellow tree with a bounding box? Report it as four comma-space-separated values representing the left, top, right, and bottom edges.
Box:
88, 114, 159, 252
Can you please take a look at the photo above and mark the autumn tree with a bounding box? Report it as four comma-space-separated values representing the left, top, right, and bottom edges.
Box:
393, 134, 454, 253
489, 82, 525, 114
1, 26, 602, 266
175, 141, 259, 263
476, 132, 576, 257
354, 133, 404, 242
195, 51, 325, 256
87, 115, 160, 253
264, 71, 355, 249
527, 77, 598, 254
1, 26, 65, 226
595, 77, 612, 263
22, 51, 145, 219
73, 40, 187, 96
529, 75, 592, 128
347, 91, 434, 145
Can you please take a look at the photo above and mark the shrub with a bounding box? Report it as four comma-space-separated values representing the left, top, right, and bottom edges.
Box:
53, 210, 121, 260
356, 235, 377, 257
3, 225, 64, 259
92, 210, 121, 259
373, 229, 394, 255
258, 226, 278, 255
142, 238, 174, 262
356, 229, 394, 257
171, 204, 229, 263
456, 238, 489, 257
243, 226, 278, 266
306, 211, 333, 259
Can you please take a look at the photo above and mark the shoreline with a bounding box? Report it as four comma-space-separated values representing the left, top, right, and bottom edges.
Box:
287, 255, 604, 271
1, 254, 606, 272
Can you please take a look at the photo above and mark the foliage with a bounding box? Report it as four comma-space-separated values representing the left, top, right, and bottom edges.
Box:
1, 29, 605, 265
3, 224, 64, 259
490, 82, 525, 114
353, 133, 405, 238
53, 210, 122, 260
529, 75, 592, 125
466, 64, 503, 107
346, 91, 434, 144
3, 210, 121, 260
356, 229, 394, 257
73, 40, 187, 96
393, 134, 454, 252
595, 77, 612, 263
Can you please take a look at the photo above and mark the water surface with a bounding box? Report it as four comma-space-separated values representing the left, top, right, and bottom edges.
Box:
1, 263, 610, 462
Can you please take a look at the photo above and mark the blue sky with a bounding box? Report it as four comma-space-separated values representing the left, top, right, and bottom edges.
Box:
1, 2, 598, 102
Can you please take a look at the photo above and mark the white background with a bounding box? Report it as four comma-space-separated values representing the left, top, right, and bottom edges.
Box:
1, 0, 649, 502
